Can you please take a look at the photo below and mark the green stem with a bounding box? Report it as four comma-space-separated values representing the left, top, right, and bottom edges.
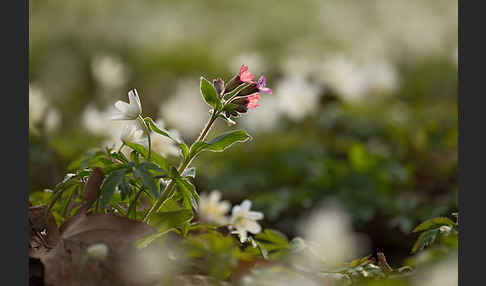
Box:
127, 186, 144, 219
117, 142, 125, 154
138, 116, 152, 160
142, 110, 218, 223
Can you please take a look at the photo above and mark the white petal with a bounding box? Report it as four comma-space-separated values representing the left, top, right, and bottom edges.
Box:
246, 220, 262, 234
209, 190, 221, 202
237, 228, 248, 243
128, 89, 142, 113
247, 211, 264, 220
232, 205, 241, 215
114, 101, 130, 112
240, 200, 252, 212
111, 111, 129, 120
219, 201, 231, 214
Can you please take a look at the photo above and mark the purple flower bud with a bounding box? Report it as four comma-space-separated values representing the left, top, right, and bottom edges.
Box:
213, 78, 225, 97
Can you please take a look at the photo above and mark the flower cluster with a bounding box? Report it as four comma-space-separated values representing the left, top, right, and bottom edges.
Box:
218, 65, 273, 119
197, 190, 264, 243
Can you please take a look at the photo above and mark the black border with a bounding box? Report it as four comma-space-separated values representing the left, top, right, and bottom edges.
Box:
3, 0, 29, 284
459, 1, 483, 285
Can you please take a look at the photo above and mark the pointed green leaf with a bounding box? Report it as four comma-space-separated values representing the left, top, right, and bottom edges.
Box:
100, 169, 126, 209
175, 178, 199, 210
412, 217, 455, 233
179, 143, 189, 160
255, 229, 289, 248
189, 130, 251, 158
411, 228, 440, 253
144, 117, 180, 143
148, 209, 193, 232
200, 77, 222, 111
133, 164, 159, 199
125, 141, 170, 172
181, 167, 196, 178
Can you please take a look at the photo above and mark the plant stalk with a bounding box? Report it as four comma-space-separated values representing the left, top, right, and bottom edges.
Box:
142, 110, 218, 223
139, 115, 152, 160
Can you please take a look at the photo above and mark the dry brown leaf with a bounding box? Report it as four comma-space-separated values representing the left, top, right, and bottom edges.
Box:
79, 167, 103, 212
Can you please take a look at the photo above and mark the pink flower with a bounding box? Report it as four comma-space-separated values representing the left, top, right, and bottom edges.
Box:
256, 74, 273, 94
245, 93, 260, 109
239, 65, 255, 84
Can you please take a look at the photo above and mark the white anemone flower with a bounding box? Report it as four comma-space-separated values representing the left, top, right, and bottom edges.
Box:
120, 123, 145, 144
197, 191, 231, 225
297, 202, 368, 269
143, 119, 181, 157
112, 89, 142, 120
230, 200, 264, 243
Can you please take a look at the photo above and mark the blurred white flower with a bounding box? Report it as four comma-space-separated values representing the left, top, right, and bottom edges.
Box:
29, 84, 62, 133
159, 78, 209, 138
82, 105, 134, 151
197, 190, 231, 225
82, 105, 122, 137
112, 89, 142, 120
91, 54, 129, 90
240, 95, 281, 133
29, 84, 48, 126
120, 123, 144, 144
281, 56, 319, 78
320, 55, 399, 103
121, 237, 183, 284
230, 200, 264, 243
145, 119, 181, 158
86, 243, 108, 260
320, 55, 369, 103
363, 60, 400, 95
276, 75, 321, 121
297, 202, 368, 269
45, 108, 61, 133
413, 256, 458, 286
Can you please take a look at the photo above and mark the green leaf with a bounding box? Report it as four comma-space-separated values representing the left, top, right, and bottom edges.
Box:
189, 130, 251, 158
412, 228, 440, 253
248, 237, 269, 260
111, 151, 129, 163
125, 141, 170, 172
100, 169, 126, 209
349, 255, 373, 267
144, 117, 180, 143
181, 167, 196, 178
412, 217, 455, 233
136, 229, 176, 249
254, 229, 289, 247
179, 143, 189, 160
119, 178, 131, 201
60, 184, 79, 217
133, 164, 159, 199
200, 77, 222, 111
148, 209, 193, 232
175, 178, 199, 210
168, 166, 180, 179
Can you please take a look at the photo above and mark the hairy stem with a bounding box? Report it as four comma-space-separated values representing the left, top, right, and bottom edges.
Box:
127, 186, 144, 219
142, 110, 218, 223
139, 116, 152, 160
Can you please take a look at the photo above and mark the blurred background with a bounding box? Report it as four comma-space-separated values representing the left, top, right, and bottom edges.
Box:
29, 0, 457, 266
